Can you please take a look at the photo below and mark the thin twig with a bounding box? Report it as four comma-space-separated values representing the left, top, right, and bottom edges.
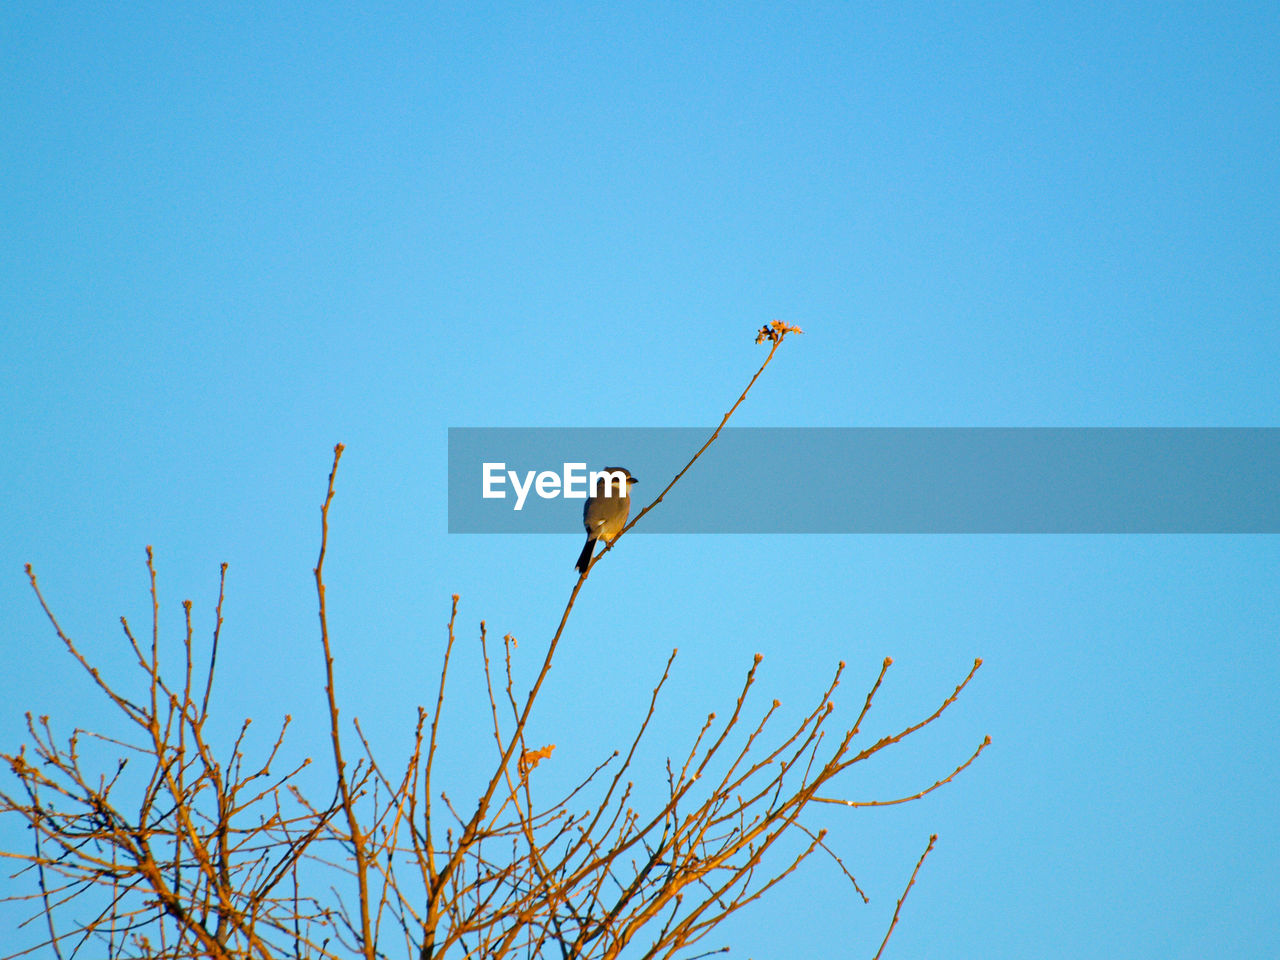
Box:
313, 442, 375, 959
201, 563, 229, 722
872, 834, 937, 960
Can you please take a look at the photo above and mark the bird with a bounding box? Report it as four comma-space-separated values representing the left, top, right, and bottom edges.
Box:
575, 467, 638, 574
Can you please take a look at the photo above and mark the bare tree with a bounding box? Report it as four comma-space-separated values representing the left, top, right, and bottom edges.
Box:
3, 322, 988, 959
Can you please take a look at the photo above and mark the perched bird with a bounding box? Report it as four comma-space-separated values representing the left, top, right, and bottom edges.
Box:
575, 467, 638, 574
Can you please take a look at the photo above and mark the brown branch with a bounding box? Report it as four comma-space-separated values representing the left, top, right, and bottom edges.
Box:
201, 562, 229, 722
313, 442, 375, 959
816, 735, 991, 808
872, 834, 937, 960
23, 566, 148, 726
594, 320, 802, 572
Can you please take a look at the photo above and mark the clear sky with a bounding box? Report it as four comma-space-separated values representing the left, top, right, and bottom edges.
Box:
3, 2, 1278, 957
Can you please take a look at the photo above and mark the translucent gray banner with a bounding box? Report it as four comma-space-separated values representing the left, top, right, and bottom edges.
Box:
447, 428, 1280, 533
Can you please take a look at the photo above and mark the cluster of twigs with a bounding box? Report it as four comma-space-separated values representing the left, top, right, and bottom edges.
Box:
5, 554, 337, 957
2, 322, 987, 959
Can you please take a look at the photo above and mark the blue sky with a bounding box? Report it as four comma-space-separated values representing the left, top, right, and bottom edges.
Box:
2, 2, 1278, 957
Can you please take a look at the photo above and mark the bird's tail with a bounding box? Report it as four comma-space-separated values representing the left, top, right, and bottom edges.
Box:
575, 538, 597, 574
